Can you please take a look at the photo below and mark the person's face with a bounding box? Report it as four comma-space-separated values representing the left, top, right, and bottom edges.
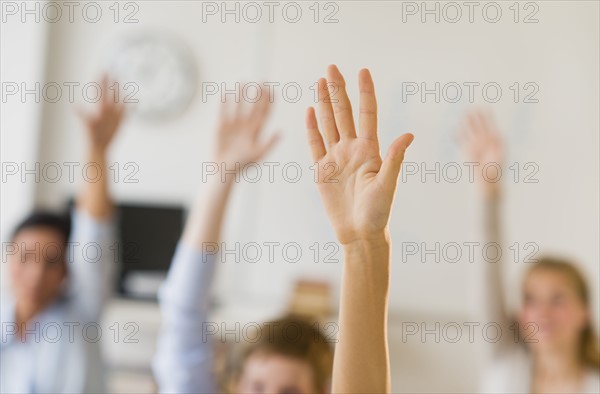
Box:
519, 269, 588, 351
235, 353, 321, 394
9, 227, 67, 311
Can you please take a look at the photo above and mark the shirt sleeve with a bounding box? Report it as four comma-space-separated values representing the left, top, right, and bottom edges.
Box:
65, 208, 117, 321
152, 241, 218, 394
479, 198, 516, 355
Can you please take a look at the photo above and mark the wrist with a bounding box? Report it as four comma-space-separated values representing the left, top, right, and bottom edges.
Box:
342, 231, 391, 255
202, 168, 236, 200
210, 157, 245, 180
342, 232, 391, 285
484, 184, 501, 201
206, 166, 237, 189
88, 146, 108, 161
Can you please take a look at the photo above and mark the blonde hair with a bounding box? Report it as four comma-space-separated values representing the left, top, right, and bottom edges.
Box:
526, 257, 600, 371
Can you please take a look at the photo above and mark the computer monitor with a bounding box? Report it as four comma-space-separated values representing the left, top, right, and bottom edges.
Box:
117, 203, 184, 299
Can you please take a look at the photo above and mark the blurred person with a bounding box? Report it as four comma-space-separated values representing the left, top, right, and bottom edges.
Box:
223, 316, 335, 393
0, 77, 124, 393
460, 109, 600, 393
152, 83, 334, 393
153, 65, 414, 393
152, 83, 334, 394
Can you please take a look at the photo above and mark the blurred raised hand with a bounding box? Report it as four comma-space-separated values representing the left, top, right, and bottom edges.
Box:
459, 109, 504, 199
78, 75, 125, 155
76, 75, 126, 218
214, 85, 279, 170
182, 84, 279, 248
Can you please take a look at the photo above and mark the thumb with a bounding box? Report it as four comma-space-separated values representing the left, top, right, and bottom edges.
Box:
75, 105, 88, 121
256, 132, 281, 161
75, 105, 94, 131
379, 133, 414, 186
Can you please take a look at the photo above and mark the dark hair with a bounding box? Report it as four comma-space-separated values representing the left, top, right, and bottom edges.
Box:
224, 315, 334, 392
12, 211, 71, 243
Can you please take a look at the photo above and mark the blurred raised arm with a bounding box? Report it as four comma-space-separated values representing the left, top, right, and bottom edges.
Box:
76, 75, 124, 219
153, 87, 278, 393
460, 109, 513, 352
182, 87, 278, 248
68, 76, 124, 319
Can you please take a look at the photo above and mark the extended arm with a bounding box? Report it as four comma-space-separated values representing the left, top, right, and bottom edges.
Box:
76, 76, 123, 219
153, 89, 277, 393
68, 76, 124, 319
460, 109, 513, 352
305, 65, 414, 393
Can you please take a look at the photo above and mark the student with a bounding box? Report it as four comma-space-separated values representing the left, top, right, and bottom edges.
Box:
153, 65, 413, 393
152, 83, 331, 393
152, 85, 332, 393
460, 109, 600, 393
0, 77, 124, 393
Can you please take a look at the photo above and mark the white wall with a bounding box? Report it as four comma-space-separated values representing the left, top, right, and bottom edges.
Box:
31, 0, 600, 316
4, 1, 598, 392
1, 8, 50, 288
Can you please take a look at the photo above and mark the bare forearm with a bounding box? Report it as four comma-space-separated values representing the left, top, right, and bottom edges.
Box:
333, 235, 391, 394
182, 171, 235, 249
77, 148, 113, 219
484, 191, 501, 249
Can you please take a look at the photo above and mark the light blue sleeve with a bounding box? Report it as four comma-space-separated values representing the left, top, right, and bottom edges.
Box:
152, 242, 218, 394
66, 208, 117, 321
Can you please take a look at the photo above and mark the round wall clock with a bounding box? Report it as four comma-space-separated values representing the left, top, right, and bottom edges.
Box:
106, 31, 198, 121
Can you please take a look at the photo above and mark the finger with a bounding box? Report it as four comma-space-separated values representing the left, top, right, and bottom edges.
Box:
486, 112, 503, 150
305, 107, 327, 161
100, 74, 112, 109
248, 86, 272, 139
113, 101, 126, 128
471, 108, 492, 135
475, 109, 501, 153
75, 106, 94, 131
219, 99, 232, 125
465, 110, 480, 135
317, 77, 339, 145
456, 116, 468, 142
379, 133, 414, 186
457, 112, 475, 145
479, 108, 495, 129
75, 105, 88, 121
478, 110, 504, 154
256, 133, 280, 161
358, 68, 378, 145
463, 111, 485, 155
234, 82, 245, 120
326, 64, 357, 139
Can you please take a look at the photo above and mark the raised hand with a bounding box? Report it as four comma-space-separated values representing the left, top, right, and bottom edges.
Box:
181, 85, 279, 248
78, 75, 125, 154
459, 109, 504, 198
305, 65, 414, 245
75, 75, 126, 218
214, 85, 279, 170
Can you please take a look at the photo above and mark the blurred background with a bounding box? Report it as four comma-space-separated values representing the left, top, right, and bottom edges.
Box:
1, 1, 599, 392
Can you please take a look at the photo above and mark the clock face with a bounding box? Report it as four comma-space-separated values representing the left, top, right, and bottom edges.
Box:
106, 32, 198, 121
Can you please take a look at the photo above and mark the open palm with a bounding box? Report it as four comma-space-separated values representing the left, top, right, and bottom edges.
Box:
215, 85, 278, 169
78, 75, 125, 153
306, 66, 414, 245
459, 109, 504, 197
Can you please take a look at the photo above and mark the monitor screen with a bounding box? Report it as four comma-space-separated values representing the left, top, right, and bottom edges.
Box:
118, 203, 184, 298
